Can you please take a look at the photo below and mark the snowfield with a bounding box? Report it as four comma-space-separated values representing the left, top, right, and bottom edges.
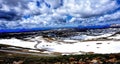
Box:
0, 33, 120, 55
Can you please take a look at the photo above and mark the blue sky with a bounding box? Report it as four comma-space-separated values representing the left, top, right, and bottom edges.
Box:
0, 0, 119, 32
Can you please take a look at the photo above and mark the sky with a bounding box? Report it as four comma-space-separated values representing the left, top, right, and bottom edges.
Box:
0, 0, 119, 31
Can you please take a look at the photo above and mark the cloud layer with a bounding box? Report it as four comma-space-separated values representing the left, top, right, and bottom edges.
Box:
0, 0, 120, 29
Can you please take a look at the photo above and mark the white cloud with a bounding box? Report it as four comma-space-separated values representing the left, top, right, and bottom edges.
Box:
0, 0, 119, 29
56, 0, 119, 17
99, 11, 120, 21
